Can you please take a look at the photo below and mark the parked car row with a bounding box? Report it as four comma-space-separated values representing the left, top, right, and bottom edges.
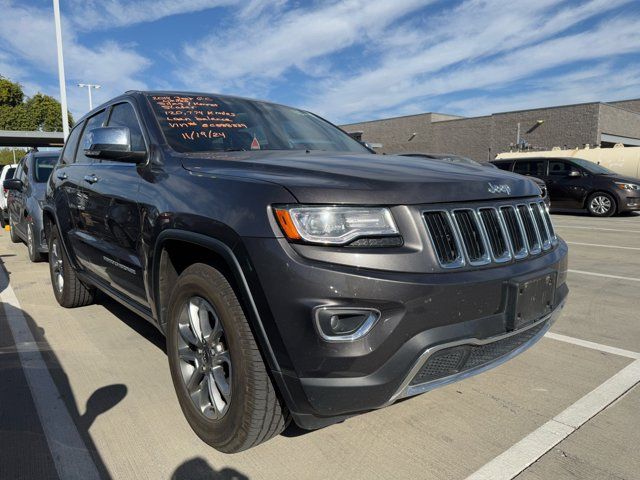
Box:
4, 151, 59, 261
3, 91, 568, 453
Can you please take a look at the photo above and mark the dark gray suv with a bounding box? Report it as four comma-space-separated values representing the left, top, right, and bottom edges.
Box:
44, 91, 569, 452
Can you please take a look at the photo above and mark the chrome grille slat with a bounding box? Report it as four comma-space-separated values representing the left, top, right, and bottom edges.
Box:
500, 206, 528, 259
424, 200, 554, 269
478, 207, 511, 262
423, 211, 464, 268
517, 204, 542, 255
530, 202, 551, 250
451, 209, 490, 265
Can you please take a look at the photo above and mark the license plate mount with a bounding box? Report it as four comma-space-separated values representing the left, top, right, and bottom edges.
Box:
507, 272, 556, 331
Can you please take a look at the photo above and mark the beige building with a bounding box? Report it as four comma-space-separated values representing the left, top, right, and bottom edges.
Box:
340, 99, 640, 162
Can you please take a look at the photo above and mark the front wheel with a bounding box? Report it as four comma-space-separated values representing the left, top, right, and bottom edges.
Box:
587, 192, 616, 217
27, 223, 43, 262
9, 213, 20, 243
166, 263, 288, 453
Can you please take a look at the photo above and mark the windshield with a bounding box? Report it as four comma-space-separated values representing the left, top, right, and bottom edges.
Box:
570, 158, 615, 175
34, 156, 58, 183
147, 94, 369, 154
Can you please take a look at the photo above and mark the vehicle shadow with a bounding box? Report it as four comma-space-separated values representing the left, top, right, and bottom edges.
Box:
0, 259, 126, 480
171, 457, 249, 480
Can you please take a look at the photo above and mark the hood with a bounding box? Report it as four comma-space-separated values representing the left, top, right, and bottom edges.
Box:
181, 151, 541, 204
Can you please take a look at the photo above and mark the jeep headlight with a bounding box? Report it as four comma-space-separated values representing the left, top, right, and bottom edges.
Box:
615, 182, 640, 191
273, 206, 398, 245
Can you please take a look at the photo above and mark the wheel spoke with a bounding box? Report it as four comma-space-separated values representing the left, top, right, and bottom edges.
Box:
212, 364, 231, 401
185, 365, 204, 393
206, 371, 227, 415
178, 344, 197, 364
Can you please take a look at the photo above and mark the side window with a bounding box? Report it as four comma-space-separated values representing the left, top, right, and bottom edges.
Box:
513, 159, 545, 176
107, 102, 146, 151
22, 157, 29, 184
61, 122, 83, 164
75, 110, 107, 164
548, 160, 571, 176
14, 161, 23, 183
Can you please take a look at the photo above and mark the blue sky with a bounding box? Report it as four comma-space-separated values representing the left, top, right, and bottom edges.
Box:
1, 0, 639, 124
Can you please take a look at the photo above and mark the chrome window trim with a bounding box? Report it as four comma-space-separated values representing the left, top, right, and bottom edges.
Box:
387, 299, 565, 403
422, 210, 466, 269
477, 207, 512, 263
451, 208, 491, 266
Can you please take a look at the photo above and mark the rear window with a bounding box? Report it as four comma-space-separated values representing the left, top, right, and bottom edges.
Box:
492, 160, 513, 171
34, 156, 58, 182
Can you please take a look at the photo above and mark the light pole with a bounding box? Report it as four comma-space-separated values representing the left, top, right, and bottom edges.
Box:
78, 83, 101, 110
52, 0, 69, 140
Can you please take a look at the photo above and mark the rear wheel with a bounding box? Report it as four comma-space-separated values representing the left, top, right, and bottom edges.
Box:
27, 223, 43, 262
587, 192, 616, 217
48, 227, 95, 307
166, 263, 288, 453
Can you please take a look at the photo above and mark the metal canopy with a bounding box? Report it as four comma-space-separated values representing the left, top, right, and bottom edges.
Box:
599, 133, 640, 147
0, 130, 65, 148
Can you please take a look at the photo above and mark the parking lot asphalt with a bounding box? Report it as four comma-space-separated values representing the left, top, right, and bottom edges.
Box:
0, 213, 639, 480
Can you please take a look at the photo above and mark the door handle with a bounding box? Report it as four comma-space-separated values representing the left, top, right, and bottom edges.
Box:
83, 174, 99, 184
57, 171, 68, 180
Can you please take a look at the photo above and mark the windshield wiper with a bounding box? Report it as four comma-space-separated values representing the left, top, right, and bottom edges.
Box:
224, 147, 247, 152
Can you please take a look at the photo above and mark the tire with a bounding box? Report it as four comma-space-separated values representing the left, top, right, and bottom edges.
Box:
48, 226, 95, 307
27, 223, 43, 262
166, 263, 288, 453
9, 213, 20, 243
587, 192, 616, 217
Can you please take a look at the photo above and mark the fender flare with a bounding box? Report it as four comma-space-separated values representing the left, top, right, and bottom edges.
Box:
152, 229, 284, 374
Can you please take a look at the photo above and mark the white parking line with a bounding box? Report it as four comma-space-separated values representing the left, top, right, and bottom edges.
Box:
553, 225, 640, 233
568, 269, 640, 283
0, 268, 101, 480
466, 359, 640, 480
566, 241, 640, 251
545, 332, 640, 359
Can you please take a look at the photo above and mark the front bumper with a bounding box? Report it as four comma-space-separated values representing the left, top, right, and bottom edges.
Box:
243, 237, 569, 429
618, 192, 640, 212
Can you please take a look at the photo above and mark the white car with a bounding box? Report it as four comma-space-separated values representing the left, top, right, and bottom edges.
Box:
1, 163, 18, 227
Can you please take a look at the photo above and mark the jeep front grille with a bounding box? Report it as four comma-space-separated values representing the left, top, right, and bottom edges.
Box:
424, 200, 556, 268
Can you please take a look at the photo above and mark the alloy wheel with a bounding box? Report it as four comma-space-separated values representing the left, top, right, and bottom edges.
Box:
27, 225, 34, 256
50, 239, 64, 292
177, 296, 232, 420
590, 195, 611, 215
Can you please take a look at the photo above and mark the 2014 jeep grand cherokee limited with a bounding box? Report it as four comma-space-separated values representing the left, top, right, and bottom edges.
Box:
44, 91, 568, 453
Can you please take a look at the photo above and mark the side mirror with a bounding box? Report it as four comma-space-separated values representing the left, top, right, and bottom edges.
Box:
3, 178, 23, 191
568, 170, 582, 177
84, 127, 146, 163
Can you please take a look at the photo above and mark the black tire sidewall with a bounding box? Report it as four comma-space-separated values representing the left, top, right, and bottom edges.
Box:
588, 192, 616, 217
9, 213, 20, 243
27, 223, 41, 262
166, 266, 251, 450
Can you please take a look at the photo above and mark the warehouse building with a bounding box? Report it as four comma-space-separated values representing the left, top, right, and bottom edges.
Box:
340, 99, 640, 162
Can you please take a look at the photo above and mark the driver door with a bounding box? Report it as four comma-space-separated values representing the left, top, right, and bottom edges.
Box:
547, 160, 590, 209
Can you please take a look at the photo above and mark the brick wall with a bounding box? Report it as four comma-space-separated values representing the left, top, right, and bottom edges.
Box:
598, 104, 640, 141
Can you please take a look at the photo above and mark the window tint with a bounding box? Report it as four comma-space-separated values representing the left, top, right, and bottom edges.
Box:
14, 162, 23, 182
513, 159, 545, 176
34, 155, 58, 182
548, 160, 572, 176
62, 122, 84, 164
493, 160, 513, 171
5, 167, 15, 179
107, 102, 145, 151
76, 110, 107, 163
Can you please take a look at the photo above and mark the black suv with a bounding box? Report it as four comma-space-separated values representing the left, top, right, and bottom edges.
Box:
45, 92, 568, 453
493, 156, 640, 216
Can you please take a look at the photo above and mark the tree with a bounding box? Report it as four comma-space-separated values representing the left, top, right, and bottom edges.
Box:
0, 76, 73, 131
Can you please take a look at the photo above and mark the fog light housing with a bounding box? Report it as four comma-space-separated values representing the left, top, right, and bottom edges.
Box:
313, 306, 380, 342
